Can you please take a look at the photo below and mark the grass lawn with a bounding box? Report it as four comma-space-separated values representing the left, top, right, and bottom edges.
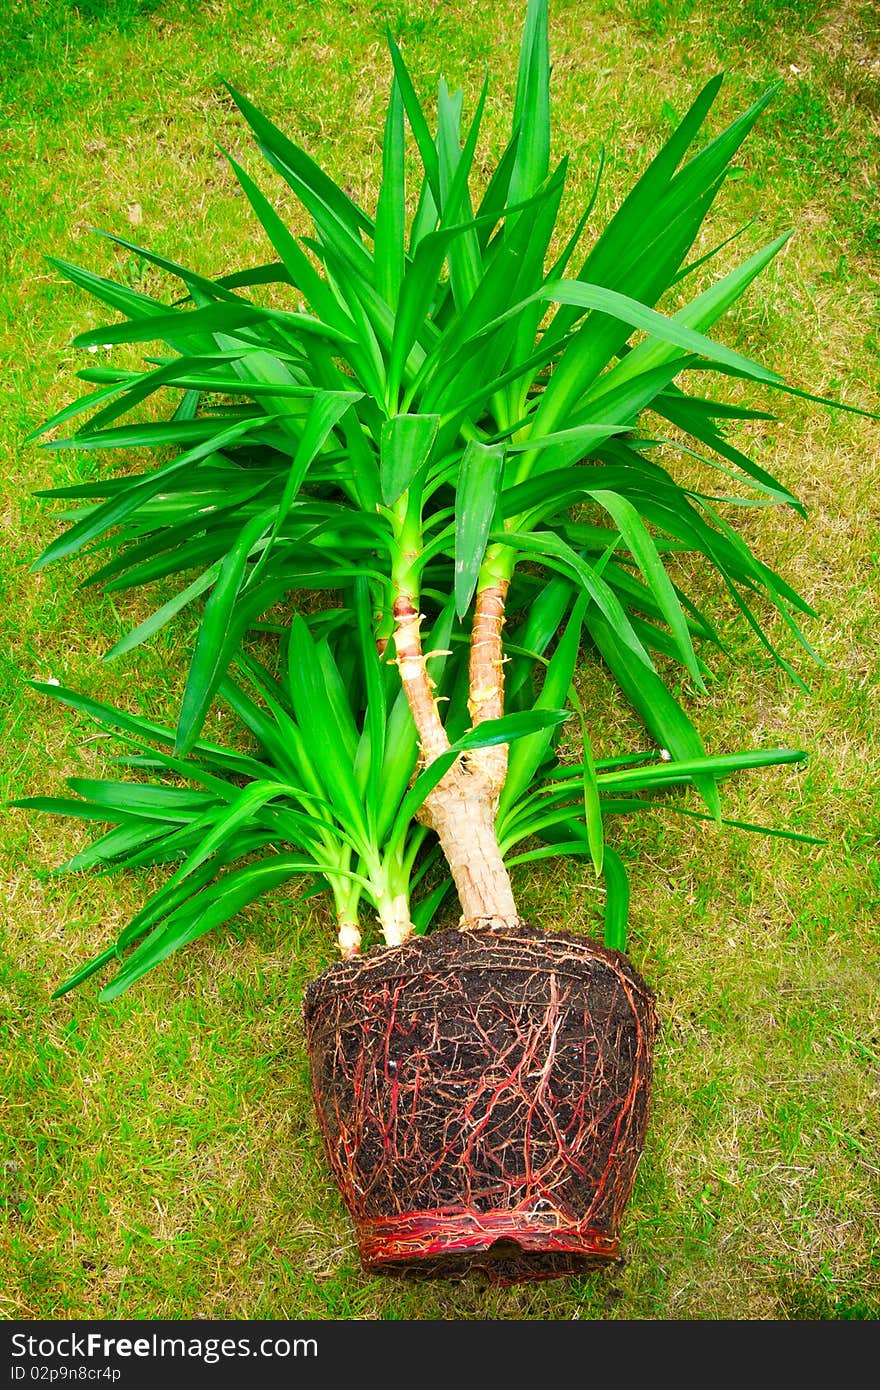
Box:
2, 0, 878, 1320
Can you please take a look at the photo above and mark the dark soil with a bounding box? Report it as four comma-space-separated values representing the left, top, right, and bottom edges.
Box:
303, 922, 657, 1284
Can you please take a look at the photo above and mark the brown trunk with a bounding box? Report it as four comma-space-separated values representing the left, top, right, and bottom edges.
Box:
392, 586, 518, 930
392, 594, 450, 766
466, 580, 510, 797
469, 581, 508, 726
417, 766, 518, 927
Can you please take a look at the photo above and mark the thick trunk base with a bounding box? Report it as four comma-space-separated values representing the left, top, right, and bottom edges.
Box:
417, 771, 517, 925
303, 922, 657, 1285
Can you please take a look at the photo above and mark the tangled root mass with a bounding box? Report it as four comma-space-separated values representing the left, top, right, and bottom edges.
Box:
305, 924, 657, 1284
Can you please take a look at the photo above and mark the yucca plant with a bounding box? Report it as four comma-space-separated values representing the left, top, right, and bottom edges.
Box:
33, 0, 825, 945
24, 0, 848, 1279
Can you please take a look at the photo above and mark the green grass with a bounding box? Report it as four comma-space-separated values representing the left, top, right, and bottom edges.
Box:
2, 0, 878, 1320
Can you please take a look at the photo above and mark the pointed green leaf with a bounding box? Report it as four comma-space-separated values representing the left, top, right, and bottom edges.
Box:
387, 33, 441, 204
455, 441, 505, 618
509, 0, 550, 203
223, 82, 373, 236
375, 76, 406, 306
380, 412, 439, 504
221, 149, 352, 331
588, 488, 703, 686
545, 279, 782, 384
587, 607, 721, 818
99, 855, 320, 1001
33, 416, 263, 571
176, 511, 272, 754
602, 845, 629, 951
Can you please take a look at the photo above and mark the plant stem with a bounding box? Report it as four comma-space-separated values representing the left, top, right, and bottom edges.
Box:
336, 911, 362, 959
468, 540, 516, 789
468, 575, 510, 796
469, 579, 508, 726
417, 775, 519, 926
377, 892, 415, 947
391, 546, 520, 929
391, 593, 451, 766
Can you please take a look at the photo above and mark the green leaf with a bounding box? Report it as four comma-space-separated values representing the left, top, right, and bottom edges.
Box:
215, 261, 294, 291
602, 845, 629, 951
221, 149, 353, 332
48, 256, 169, 323
657, 389, 801, 512
577, 704, 604, 876
223, 82, 373, 237
94, 230, 244, 304
387, 33, 441, 205
99, 855, 320, 1001
596, 746, 805, 791
175, 511, 272, 754
436, 74, 488, 308
104, 562, 222, 661
26, 681, 263, 780
376, 686, 420, 841
507, 421, 631, 471
354, 577, 387, 813
386, 226, 460, 403
11, 795, 143, 826
544, 279, 782, 384
586, 607, 721, 819
505, 576, 573, 707
72, 300, 274, 350
560, 74, 724, 313
588, 488, 704, 687
148, 781, 342, 901
499, 596, 586, 816
375, 76, 406, 307
66, 778, 214, 817
660, 803, 824, 844
411, 877, 454, 933
27, 377, 137, 443
509, 0, 550, 204
454, 441, 505, 618
605, 234, 791, 391
53, 945, 122, 999
33, 416, 263, 571
500, 528, 652, 670
474, 127, 521, 240
61, 823, 170, 873
253, 389, 361, 580
390, 707, 570, 849
380, 413, 439, 504
535, 87, 781, 429
286, 616, 369, 842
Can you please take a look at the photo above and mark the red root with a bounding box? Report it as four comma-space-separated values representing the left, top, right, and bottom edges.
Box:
304, 923, 657, 1284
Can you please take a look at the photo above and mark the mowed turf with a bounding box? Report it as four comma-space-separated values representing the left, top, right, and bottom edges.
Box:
1, 0, 878, 1319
